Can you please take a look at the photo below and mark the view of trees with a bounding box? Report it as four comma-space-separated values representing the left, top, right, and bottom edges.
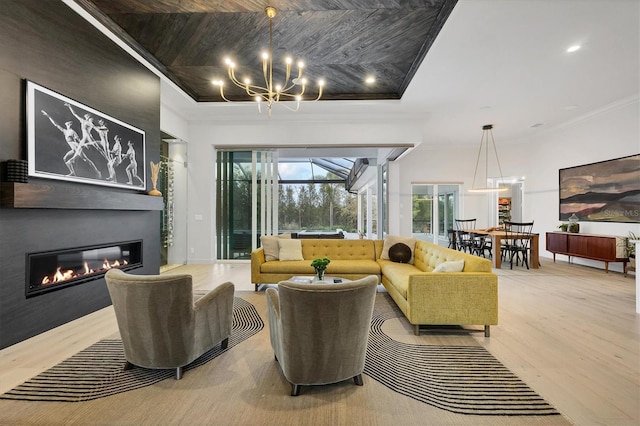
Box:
412, 195, 432, 234
279, 180, 358, 232
230, 165, 358, 233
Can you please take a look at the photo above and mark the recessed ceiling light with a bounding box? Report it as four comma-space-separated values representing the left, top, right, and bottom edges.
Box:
567, 45, 581, 53
365, 76, 375, 84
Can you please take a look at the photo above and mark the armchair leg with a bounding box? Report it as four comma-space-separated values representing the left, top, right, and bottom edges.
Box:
353, 374, 364, 386
291, 384, 301, 396
484, 325, 490, 337
175, 366, 184, 380
220, 337, 229, 350
123, 361, 135, 371
413, 324, 420, 335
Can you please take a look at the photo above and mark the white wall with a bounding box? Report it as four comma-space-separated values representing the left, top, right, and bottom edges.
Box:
392, 144, 489, 236
517, 98, 640, 272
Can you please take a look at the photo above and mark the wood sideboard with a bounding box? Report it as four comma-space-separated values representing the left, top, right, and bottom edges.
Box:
546, 232, 628, 273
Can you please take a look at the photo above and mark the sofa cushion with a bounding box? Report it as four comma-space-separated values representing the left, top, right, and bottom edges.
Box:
301, 239, 376, 261
389, 242, 412, 263
433, 259, 465, 272
323, 259, 381, 275
261, 234, 291, 261
278, 239, 304, 261
261, 260, 315, 274
381, 236, 416, 263
378, 260, 424, 299
261, 259, 380, 276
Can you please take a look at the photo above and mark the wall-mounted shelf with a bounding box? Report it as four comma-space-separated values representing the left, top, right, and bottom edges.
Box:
1, 182, 164, 211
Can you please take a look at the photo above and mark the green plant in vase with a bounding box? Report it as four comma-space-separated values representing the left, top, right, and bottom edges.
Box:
626, 231, 637, 266
567, 214, 580, 233
310, 257, 331, 281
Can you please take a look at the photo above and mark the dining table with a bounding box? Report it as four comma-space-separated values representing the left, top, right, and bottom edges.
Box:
457, 228, 540, 269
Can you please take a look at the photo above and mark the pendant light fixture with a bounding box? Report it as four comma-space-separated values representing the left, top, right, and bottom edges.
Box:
211, 6, 325, 117
469, 124, 508, 193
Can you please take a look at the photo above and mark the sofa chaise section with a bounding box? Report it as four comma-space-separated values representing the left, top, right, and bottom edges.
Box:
378, 240, 498, 336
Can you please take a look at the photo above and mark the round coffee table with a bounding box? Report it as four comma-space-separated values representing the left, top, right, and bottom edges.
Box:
289, 276, 351, 284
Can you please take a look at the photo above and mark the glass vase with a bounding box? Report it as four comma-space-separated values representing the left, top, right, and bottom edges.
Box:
315, 268, 325, 281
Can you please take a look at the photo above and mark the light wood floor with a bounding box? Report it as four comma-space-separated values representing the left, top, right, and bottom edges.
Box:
0, 260, 638, 425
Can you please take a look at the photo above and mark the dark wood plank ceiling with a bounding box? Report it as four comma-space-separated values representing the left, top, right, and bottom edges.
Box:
75, 0, 457, 102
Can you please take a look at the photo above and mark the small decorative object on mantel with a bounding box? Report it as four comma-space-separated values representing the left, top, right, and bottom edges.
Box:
310, 257, 330, 281
3, 159, 28, 183
147, 161, 162, 196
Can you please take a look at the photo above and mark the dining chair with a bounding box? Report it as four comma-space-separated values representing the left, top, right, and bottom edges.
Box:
502, 221, 535, 269
447, 228, 456, 249
454, 219, 477, 253
470, 232, 493, 258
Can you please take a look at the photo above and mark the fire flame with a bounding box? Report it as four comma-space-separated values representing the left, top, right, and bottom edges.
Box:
40, 258, 129, 286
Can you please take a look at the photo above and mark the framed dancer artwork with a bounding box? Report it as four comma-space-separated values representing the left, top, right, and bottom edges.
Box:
26, 80, 146, 190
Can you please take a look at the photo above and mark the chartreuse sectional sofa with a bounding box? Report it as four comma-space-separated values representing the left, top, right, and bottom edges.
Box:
251, 236, 498, 336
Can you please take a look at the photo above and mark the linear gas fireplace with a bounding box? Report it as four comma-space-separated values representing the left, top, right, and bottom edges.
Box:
26, 240, 142, 297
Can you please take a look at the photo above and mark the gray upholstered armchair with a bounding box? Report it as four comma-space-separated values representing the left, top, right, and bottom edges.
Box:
104, 269, 234, 379
266, 275, 378, 396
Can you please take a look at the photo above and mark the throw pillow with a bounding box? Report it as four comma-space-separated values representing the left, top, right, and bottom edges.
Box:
388, 242, 412, 263
278, 239, 304, 261
433, 259, 465, 272
261, 233, 291, 261
381, 235, 417, 263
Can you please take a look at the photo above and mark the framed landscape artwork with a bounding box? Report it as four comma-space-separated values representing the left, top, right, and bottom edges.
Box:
559, 154, 640, 223
26, 80, 146, 190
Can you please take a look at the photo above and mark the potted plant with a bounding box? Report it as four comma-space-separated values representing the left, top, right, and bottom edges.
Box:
310, 257, 331, 281
626, 231, 637, 268
558, 223, 569, 232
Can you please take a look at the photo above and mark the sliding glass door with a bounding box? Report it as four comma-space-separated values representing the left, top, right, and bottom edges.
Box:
216, 150, 279, 260
216, 151, 253, 260
412, 183, 460, 246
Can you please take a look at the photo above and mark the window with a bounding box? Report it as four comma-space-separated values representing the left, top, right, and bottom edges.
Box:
412, 184, 460, 246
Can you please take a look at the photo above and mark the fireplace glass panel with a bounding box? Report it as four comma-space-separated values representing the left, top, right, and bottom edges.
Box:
26, 240, 142, 297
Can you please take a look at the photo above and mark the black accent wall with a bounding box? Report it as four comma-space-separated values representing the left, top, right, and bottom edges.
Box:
0, 1, 161, 349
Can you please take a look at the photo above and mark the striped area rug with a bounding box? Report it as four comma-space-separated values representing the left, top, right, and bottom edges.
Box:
0, 297, 263, 402
364, 294, 560, 416
3, 292, 560, 417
